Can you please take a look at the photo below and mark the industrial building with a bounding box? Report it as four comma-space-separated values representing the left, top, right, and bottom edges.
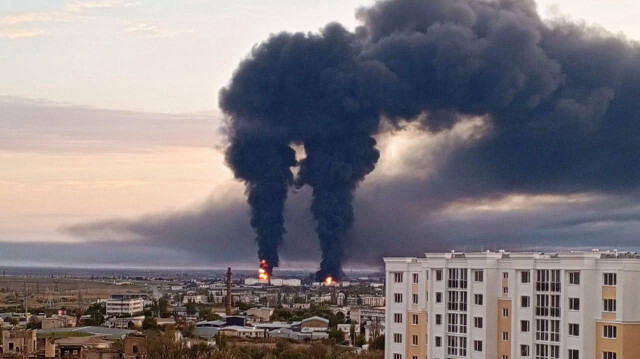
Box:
385, 250, 640, 359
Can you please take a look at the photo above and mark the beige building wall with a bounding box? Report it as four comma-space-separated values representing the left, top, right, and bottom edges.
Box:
497, 299, 511, 358
596, 322, 640, 359
406, 310, 427, 359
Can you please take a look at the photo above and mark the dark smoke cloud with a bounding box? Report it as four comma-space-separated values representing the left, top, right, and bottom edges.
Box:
219, 0, 640, 279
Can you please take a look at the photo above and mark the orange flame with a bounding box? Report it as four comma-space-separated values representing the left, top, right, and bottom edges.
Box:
325, 276, 334, 285
258, 260, 269, 281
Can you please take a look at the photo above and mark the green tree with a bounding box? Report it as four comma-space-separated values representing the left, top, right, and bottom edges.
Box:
369, 334, 384, 351
329, 328, 347, 344
349, 322, 356, 345
143, 316, 158, 330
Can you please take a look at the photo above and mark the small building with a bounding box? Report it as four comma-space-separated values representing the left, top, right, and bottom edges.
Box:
182, 295, 205, 304
123, 333, 147, 359
42, 315, 77, 329
246, 307, 273, 323
300, 316, 329, 332
105, 295, 144, 317
1, 329, 37, 356
217, 326, 266, 339
55, 336, 113, 358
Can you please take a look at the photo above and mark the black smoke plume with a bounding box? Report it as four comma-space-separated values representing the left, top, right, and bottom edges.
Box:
221, 0, 640, 280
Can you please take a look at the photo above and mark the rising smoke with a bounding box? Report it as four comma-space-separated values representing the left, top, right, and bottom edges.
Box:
221, 0, 640, 280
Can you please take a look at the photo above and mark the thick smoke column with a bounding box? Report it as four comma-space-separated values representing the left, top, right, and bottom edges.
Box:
221, 0, 640, 279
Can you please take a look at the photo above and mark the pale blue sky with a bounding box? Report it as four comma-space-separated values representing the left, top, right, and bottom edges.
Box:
1, 0, 639, 113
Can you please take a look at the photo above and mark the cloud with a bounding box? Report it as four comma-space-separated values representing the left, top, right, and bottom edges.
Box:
0, 0, 143, 39
0, 96, 219, 152
0, 28, 48, 39
125, 23, 194, 38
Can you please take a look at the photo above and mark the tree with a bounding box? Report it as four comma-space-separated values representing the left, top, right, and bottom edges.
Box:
369, 334, 384, 351
329, 328, 347, 345
349, 322, 356, 345
355, 334, 366, 347
185, 301, 197, 315
143, 316, 158, 330
9, 317, 19, 326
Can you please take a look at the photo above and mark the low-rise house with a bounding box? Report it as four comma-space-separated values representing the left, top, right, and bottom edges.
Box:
300, 317, 329, 332
55, 336, 113, 358
217, 326, 266, 339
1, 329, 37, 356
246, 307, 273, 323
269, 328, 329, 341
123, 333, 147, 359
42, 315, 77, 329
105, 316, 144, 329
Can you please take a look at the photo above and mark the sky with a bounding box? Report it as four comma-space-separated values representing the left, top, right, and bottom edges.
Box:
2, 0, 640, 269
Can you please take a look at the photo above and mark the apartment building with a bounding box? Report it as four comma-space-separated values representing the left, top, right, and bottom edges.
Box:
105, 295, 144, 317
385, 250, 640, 359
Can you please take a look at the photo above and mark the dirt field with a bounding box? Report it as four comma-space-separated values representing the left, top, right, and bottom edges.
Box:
0, 276, 147, 312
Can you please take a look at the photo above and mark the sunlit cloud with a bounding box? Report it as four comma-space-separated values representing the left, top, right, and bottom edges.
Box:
124, 23, 194, 38
0, 0, 142, 26
0, 28, 48, 39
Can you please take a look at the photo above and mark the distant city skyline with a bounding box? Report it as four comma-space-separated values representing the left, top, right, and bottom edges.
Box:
3, 0, 640, 269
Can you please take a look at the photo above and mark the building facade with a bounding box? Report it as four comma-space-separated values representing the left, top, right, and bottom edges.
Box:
105, 295, 144, 317
385, 250, 640, 359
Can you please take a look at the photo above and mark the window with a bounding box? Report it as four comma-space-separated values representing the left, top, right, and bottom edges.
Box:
394, 313, 402, 323
569, 298, 580, 310
503, 272, 509, 279
425, 271, 429, 280
474, 340, 483, 352
393, 333, 402, 343
474, 270, 483, 282
521, 345, 530, 356
536, 344, 560, 359
569, 323, 580, 336
502, 331, 509, 341
536, 319, 560, 342
474, 294, 483, 305
536, 269, 561, 292
436, 292, 442, 303
393, 272, 403, 283
412, 314, 418, 325
435, 336, 442, 347
412, 273, 419, 284
521, 271, 530, 284
604, 299, 617, 312
569, 349, 579, 359
446, 335, 467, 356
604, 273, 617, 286
502, 356, 509, 359
435, 314, 442, 325
521, 295, 530, 308
436, 270, 443, 281
393, 354, 402, 359
502, 308, 509, 318
412, 335, 418, 346
569, 272, 580, 285
394, 293, 403, 303
503, 286, 509, 294
521, 320, 530, 332
603, 325, 617, 339
603, 352, 617, 359
474, 317, 483, 328
412, 294, 418, 304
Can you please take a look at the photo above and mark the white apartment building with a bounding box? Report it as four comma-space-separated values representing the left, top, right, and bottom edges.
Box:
385, 250, 640, 359
105, 295, 144, 317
